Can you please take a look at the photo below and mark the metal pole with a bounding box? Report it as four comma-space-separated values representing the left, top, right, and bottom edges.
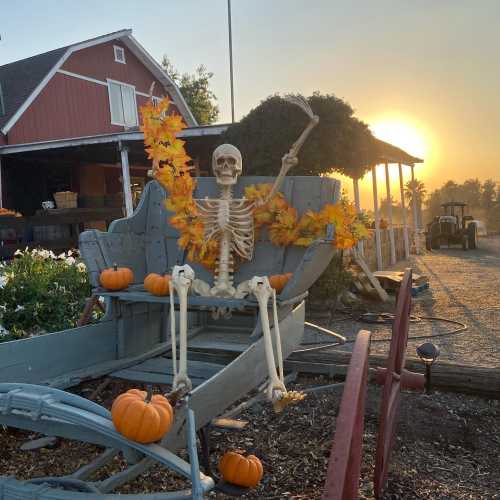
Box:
372, 165, 383, 270
398, 163, 410, 259
410, 164, 420, 254
0, 157, 3, 209
353, 176, 364, 257
384, 162, 396, 265
227, 0, 235, 123
119, 143, 133, 217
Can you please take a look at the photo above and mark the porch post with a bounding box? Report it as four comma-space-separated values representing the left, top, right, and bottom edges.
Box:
353, 176, 364, 257
0, 157, 3, 209
410, 163, 420, 254
384, 162, 396, 265
119, 142, 134, 217
372, 165, 383, 270
398, 163, 410, 259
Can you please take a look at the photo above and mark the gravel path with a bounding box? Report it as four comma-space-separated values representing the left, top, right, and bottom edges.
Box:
314, 235, 500, 367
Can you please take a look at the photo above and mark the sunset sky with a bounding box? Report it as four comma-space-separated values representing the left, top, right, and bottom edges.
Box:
2, 1, 499, 207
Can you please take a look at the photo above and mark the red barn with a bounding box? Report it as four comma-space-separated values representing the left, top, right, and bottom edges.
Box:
0, 30, 226, 255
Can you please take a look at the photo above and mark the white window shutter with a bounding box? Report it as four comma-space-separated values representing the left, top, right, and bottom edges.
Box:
109, 82, 125, 125
121, 86, 138, 126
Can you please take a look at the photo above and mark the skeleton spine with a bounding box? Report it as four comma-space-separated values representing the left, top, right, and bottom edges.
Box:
214, 185, 234, 290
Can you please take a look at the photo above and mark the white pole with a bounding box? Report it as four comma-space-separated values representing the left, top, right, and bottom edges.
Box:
227, 0, 235, 123
398, 163, 410, 259
119, 144, 134, 217
384, 162, 396, 265
372, 165, 383, 270
0, 157, 3, 209
353, 176, 364, 257
410, 164, 420, 254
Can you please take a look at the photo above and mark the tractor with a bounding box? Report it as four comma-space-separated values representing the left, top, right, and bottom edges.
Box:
425, 202, 478, 250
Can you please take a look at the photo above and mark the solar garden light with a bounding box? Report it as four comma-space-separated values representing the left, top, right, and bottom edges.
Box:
416, 342, 440, 394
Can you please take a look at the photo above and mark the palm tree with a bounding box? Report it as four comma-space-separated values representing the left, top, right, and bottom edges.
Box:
405, 179, 427, 228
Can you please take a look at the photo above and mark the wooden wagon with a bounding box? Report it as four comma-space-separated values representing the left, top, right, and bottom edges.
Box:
0, 176, 424, 499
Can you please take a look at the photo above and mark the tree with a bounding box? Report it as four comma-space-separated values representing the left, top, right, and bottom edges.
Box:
405, 179, 426, 227
481, 179, 497, 211
161, 55, 219, 125
219, 93, 377, 178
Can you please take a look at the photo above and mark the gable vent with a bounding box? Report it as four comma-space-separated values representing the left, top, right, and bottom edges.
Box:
114, 45, 126, 64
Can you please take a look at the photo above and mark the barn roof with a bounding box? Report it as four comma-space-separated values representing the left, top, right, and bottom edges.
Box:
0, 29, 197, 135
0, 46, 68, 130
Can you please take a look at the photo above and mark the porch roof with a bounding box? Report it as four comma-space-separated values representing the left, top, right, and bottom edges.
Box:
0, 124, 230, 156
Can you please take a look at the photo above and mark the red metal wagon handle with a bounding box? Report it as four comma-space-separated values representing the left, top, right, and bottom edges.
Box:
374, 268, 422, 499
322, 329, 371, 500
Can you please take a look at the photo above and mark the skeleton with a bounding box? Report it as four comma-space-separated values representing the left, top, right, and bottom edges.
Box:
170, 96, 319, 404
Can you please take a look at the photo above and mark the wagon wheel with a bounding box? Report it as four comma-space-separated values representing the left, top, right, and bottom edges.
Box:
373, 269, 412, 499
322, 329, 371, 500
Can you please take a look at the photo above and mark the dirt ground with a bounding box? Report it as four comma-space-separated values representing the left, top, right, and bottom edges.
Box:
1, 376, 498, 499
317, 235, 500, 368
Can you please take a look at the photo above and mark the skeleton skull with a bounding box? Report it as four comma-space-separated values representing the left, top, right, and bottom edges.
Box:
212, 144, 242, 186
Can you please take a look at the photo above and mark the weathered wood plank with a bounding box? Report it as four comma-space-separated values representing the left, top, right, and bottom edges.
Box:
127, 357, 224, 379
289, 349, 500, 398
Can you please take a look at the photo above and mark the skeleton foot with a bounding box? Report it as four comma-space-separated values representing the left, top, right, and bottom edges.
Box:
170, 264, 195, 392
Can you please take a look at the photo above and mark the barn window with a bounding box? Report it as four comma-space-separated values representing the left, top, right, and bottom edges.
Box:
107, 80, 138, 127
113, 45, 126, 64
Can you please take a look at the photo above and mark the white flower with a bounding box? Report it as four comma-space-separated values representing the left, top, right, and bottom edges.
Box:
67, 250, 73, 256
0, 324, 9, 337
66, 256, 76, 266
14, 249, 23, 256
0, 275, 8, 288
57, 252, 66, 260
15, 305, 25, 312
77, 262, 86, 273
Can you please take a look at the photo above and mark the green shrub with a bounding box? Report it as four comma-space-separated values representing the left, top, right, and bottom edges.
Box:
0, 248, 93, 341
309, 251, 353, 310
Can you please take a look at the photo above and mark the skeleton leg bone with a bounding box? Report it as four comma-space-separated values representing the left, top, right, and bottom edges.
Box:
170, 264, 195, 392
248, 277, 287, 402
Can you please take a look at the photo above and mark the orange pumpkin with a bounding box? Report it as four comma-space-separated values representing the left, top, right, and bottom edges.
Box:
144, 273, 172, 296
111, 387, 174, 444
100, 264, 134, 291
269, 272, 293, 293
219, 451, 263, 488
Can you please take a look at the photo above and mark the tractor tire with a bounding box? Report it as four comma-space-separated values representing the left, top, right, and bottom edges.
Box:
462, 234, 468, 250
468, 223, 477, 249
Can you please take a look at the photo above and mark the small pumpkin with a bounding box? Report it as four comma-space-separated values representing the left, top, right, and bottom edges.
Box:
100, 263, 134, 290
219, 451, 263, 488
144, 273, 172, 296
269, 272, 293, 293
111, 387, 174, 444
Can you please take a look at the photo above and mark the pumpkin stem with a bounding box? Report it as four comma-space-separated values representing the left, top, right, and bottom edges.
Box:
145, 384, 153, 403
113, 262, 118, 271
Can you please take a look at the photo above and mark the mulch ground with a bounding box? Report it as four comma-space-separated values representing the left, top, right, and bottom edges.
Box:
1, 375, 498, 499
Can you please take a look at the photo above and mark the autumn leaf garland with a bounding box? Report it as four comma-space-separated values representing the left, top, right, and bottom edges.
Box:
141, 97, 369, 270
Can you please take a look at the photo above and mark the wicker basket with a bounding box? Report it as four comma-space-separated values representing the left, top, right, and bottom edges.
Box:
53, 191, 78, 209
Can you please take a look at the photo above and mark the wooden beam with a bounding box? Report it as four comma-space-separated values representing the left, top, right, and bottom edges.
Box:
372, 165, 383, 270
384, 162, 396, 265
398, 162, 410, 259
288, 350, 500, 399
410, 164, 420, 254
0, 156, 3, 209
353, 177, 364, 257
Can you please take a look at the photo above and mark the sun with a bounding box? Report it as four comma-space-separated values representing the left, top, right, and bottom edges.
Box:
370, 118, 427, 159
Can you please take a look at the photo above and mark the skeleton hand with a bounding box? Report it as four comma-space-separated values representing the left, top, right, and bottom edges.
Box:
281, 152, 298, 172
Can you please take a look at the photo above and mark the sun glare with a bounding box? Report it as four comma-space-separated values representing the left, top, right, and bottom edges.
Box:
370, 119, 427, 160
